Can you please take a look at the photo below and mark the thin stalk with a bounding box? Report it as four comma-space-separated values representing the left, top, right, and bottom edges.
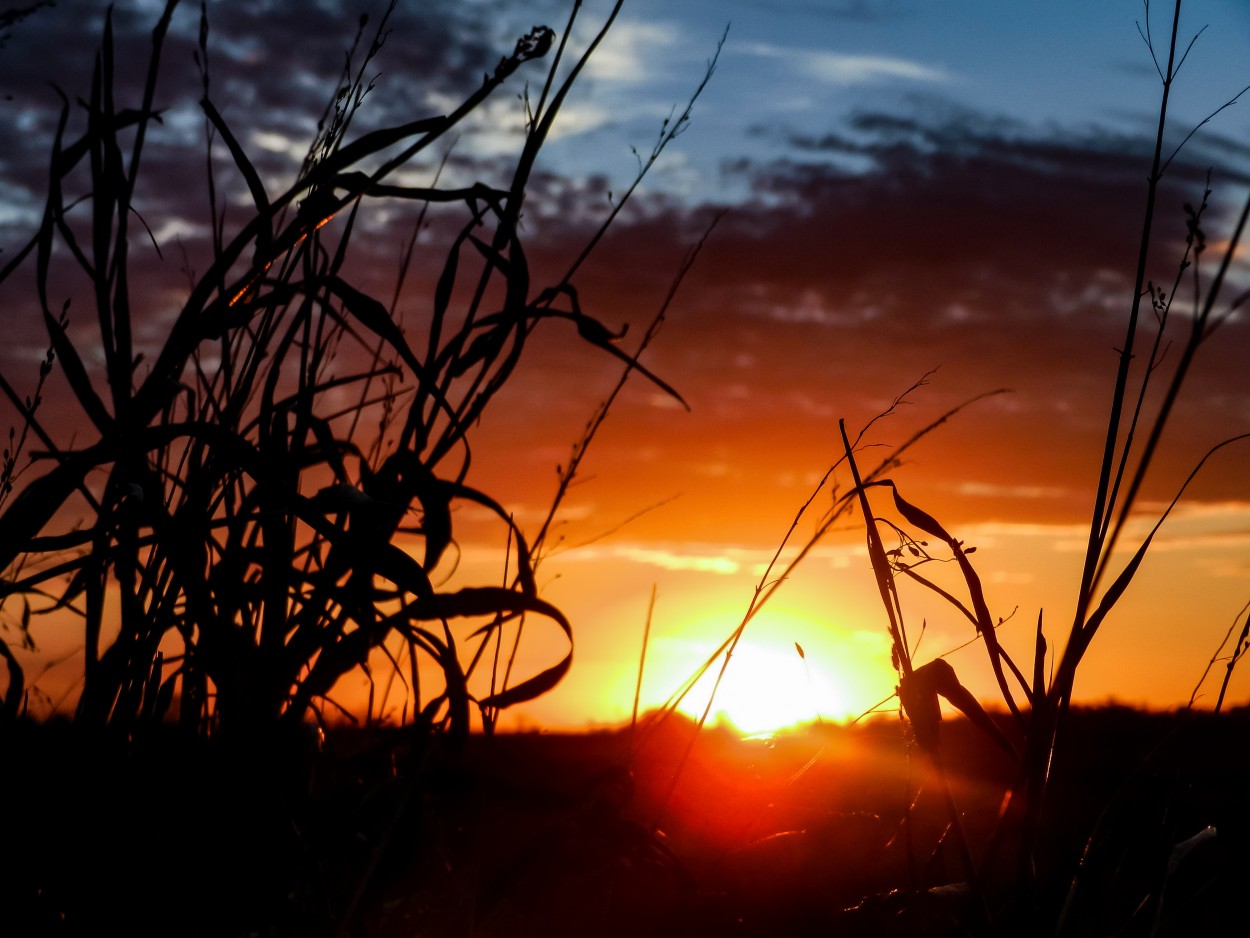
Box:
1071, 0, 1182, 642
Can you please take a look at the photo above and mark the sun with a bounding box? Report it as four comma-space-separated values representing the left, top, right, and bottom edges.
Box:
682, 638, 848, 736
637, 600, 899, 737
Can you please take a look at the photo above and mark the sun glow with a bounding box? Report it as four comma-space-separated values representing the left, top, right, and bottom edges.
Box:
615, 595, 904, 737
669, 635, 859, 736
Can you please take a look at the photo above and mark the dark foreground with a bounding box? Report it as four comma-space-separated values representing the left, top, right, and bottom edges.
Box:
3, 707, 1249, 937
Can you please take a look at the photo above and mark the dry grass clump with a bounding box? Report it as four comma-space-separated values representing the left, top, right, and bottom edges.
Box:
0, 0, 718, 745
0, 2, 723, 932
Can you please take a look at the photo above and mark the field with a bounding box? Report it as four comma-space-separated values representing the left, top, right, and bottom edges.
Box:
4, 707, 1249, 936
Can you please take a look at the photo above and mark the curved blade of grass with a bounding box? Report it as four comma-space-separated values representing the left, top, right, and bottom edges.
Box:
200, 95, 273, 260
324, 276, 422, 375
0, 635, 24, 720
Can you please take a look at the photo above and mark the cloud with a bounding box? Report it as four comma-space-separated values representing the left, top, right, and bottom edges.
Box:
697, 109, 1233, 362
737, 42, 950, 87
1143, 501, 1250, 552
739, 0, 911, 24
957, 481, 1076, 501
614, 546, 741, 575
585, 20, 680, 83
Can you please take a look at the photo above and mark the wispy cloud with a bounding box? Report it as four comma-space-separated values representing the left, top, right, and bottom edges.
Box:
957, 481, 1075, 501
586, 21, 681, 82
737, 42, 950, 86
615, 546, 741, 575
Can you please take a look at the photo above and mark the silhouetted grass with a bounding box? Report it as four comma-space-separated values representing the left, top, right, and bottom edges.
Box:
0, 0, 714, 746
811, 1, 1250, 932
0, 1, 724, 932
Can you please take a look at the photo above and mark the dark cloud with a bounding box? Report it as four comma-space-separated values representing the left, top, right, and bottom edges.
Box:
713, 106, 1239, 317
0, 0, 573, 328
740, 0, 913, 25
0, 0, 558, 234
529, 107, 1250, 524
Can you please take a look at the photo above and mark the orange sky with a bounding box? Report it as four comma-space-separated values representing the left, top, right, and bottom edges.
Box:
404, 381, 1250, 732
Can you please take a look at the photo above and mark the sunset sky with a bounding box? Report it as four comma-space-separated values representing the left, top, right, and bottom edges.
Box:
2, 0, 1250, 733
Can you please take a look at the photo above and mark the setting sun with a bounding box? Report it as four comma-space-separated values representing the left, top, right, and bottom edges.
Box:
633, 597, 902, 736
683, 639, 845, 735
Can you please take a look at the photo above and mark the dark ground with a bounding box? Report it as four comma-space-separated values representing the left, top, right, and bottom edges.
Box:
3, 706, 1249, 937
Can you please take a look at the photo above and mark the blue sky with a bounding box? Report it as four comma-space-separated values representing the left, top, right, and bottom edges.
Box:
529, 0, 1250, 203
7, 1, 1247, 219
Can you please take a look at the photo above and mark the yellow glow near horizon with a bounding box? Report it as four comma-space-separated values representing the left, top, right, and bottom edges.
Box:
641, 601, 900, 735
679, 638, 847, 734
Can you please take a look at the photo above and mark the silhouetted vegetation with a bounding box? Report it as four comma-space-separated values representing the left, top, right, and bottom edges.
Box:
0, 0, 714, 745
